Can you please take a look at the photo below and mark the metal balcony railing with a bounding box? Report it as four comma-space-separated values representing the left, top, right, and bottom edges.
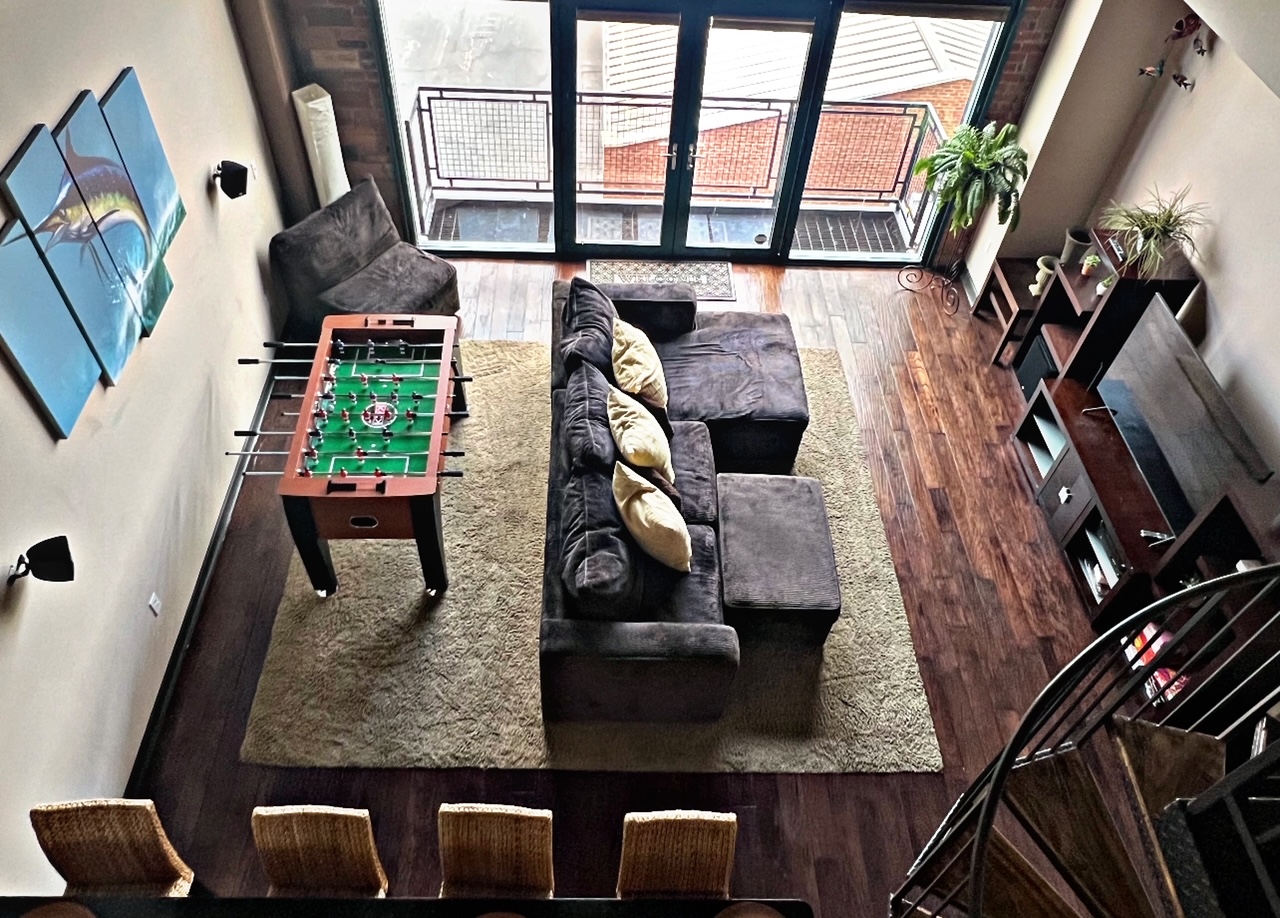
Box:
403, 85, 945, 247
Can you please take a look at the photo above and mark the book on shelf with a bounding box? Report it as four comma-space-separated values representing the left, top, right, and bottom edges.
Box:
1122, 623, 1188, 705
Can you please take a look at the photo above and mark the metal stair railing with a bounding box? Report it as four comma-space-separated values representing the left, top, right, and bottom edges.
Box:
892, 562, 1280, 918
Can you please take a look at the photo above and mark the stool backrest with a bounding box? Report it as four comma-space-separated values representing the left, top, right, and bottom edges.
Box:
30, 798, 193, 897
437, 802, 554, 898
251, 804, 388, 897
617, 809, 737, 898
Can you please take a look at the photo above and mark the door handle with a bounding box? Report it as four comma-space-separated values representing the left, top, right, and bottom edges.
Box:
664, 143, 678, 171
687, 144, 700, 170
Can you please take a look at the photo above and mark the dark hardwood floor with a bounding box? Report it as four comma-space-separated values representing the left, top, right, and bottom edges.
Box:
136, 262, 1093, 917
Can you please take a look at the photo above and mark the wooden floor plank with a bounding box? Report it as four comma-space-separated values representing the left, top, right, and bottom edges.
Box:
136, 262, 1095, 918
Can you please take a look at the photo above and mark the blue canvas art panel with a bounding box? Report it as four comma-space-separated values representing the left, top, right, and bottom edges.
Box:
56, 89, 173, 334
101, 68, 186, 258
0, 220, 101, 438
1, 125, 142, 384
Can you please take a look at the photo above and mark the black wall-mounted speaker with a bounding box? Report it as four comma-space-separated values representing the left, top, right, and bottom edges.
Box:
215, 160, 249, 199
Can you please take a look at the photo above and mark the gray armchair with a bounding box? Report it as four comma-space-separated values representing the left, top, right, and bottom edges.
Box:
269, 177, 460, 342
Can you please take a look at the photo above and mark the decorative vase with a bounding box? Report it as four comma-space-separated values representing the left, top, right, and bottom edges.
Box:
1061, 226, 1091, 264
1035, 255, 1059, 288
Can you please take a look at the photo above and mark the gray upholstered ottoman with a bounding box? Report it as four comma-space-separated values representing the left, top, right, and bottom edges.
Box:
717, 474, 841, 644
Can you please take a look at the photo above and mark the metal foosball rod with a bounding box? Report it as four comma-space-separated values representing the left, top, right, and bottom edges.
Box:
263, 340, 318, 349
238, 358, 317, 365
234, 429, 296, 437
225, 450, 292, 456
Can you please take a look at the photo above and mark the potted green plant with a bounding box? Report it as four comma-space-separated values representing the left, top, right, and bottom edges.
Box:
1080, 253, 1102, 277
913, 122, 1029, 233
1099, 186, 1207, 279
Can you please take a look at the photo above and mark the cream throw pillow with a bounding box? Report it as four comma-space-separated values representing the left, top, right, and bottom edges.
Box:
607, 387, 675, 484
613, 463, 692, 572
612, 318, 669, 408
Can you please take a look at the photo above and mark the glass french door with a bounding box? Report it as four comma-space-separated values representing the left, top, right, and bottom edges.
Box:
564, 4, 818, 258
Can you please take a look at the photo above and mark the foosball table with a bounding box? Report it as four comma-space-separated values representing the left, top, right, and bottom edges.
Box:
238, 314, 468, 597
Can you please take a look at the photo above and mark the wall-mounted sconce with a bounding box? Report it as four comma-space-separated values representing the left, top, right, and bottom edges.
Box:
7, 536, 74, 586
211, 160, 250, 199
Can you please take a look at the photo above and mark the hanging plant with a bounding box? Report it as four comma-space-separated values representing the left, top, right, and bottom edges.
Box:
913, 122, 1029, 234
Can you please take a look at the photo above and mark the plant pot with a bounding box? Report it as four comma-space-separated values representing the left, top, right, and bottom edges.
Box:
1061, 227, 1091, 264
1095, 280, 1110, 297
1080, 262, 1098, 278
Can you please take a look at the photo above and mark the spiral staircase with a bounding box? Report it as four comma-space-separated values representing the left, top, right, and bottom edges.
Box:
892, 565, 1280, 918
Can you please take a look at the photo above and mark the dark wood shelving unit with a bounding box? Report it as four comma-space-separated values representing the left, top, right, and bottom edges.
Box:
1008, 285, 1280, 633
1013, 379, 1168, 628
977, 257, 1042, 366
1010, 229, 1199, 398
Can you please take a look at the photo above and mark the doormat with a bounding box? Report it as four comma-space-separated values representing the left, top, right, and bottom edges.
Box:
588, 260, 736, 301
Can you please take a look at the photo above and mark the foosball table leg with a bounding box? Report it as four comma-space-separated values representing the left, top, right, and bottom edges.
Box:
410, 494, 448, 594
282, 495, 339, 597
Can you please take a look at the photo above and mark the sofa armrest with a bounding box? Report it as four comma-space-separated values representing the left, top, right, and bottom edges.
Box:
539, 620, 739, 722
596, 282, 698, 342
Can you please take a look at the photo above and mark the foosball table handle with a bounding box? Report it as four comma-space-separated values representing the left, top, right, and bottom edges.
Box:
453, 375, 474, 383
442, 450, 465, 457
447, 411, 468, 420
439, 470, 464, 478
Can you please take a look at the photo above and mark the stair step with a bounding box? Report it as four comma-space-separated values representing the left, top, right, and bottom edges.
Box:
1006, 748, 1156, 918
1110, 716, 1228, 918
913, 823, 1080, 918
1113, 716, 1227, 822
1155, 800, 1228, 918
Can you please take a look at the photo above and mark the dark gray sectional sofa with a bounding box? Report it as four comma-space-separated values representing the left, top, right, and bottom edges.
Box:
540, 279, 809, 723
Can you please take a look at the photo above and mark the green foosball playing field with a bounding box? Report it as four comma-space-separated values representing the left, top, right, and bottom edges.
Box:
304, 339, 444, 478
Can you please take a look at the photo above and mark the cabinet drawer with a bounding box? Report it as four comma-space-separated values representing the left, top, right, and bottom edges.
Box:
1038, 452, 1091, 544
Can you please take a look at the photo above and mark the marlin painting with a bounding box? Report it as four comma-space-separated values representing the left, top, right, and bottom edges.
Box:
34, 128, 154, 285
0, 123, 143, 381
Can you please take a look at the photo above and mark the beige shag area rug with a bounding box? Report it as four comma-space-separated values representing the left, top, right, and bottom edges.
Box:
241, 340, 941, 772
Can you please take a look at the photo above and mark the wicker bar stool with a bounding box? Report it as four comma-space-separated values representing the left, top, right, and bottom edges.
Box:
437, 803, 554, 898
29, 799, 194, 897
251, 805, 388, 897
616, 810, 738, 898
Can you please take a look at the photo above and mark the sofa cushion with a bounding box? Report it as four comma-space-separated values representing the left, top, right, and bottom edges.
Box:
560, 277, 616, 375
612, 317, 668, 408
607, 387, 675, 484
318, 242, 459, 316
640, 524, 722, 625
562, 364, 616, 472
613, 463, 691, 572
597, 282, 698, 342
560, 468, 641, 621
669, 421, 717, 526
655, 311, 808, 424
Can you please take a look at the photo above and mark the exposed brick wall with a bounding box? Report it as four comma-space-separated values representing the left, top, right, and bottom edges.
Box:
277, 0, 407, 236
265, 0, 1068, 246
937, 0, 1070, 267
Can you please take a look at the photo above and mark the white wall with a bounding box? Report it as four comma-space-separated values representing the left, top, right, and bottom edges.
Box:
965, 0, 1185, 291
0, 1, 281, 892
1184, 1, 1280, 100
1096, 39, 1280, 469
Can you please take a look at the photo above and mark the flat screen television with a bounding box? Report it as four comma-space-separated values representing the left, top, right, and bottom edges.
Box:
1097, 295, 1271, 533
